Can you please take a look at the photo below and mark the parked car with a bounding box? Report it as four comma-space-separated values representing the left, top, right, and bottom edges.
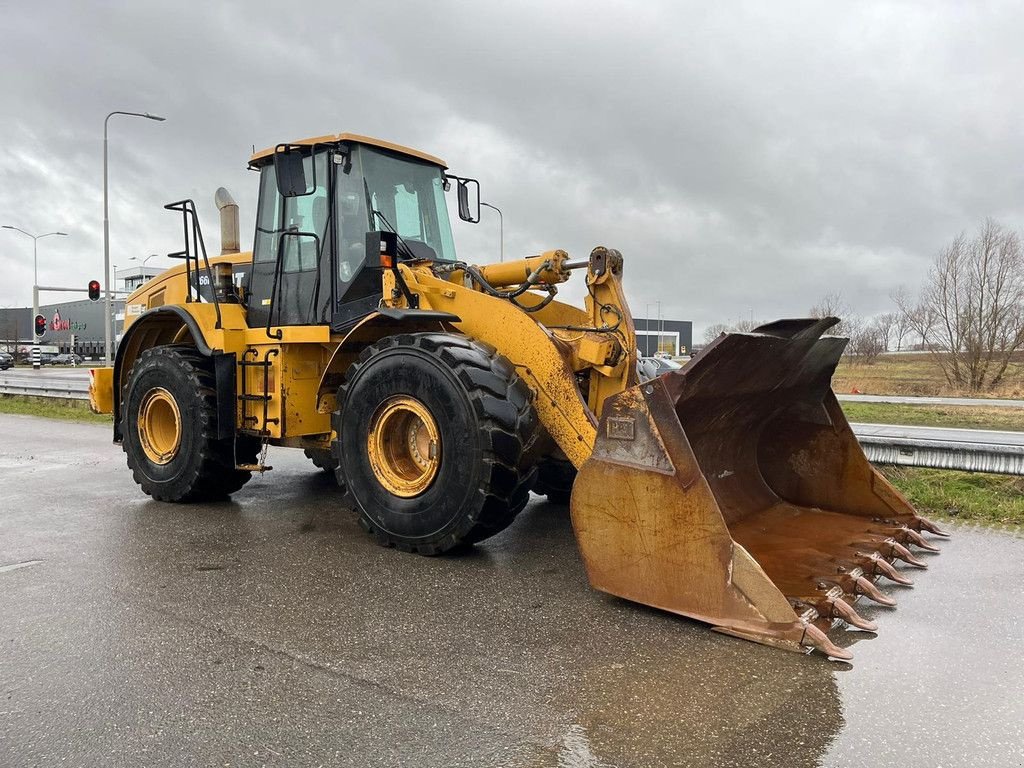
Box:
637, 355, 683, 382
0, 352, 13, 370
51, 353, 83, 366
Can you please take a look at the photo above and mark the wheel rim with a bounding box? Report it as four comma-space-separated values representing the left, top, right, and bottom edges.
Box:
137, 387, 182, 465
367, 395, 442, 497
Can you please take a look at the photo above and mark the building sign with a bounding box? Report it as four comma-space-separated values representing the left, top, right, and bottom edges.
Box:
50, 310, 87, 332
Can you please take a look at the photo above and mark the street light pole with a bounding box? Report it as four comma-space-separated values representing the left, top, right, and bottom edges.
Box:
104, 110, 165, 366
645, 302, 653, 357
480, 202, 503, 262
658, 300, 664, 355
129, 254, 161, 289
2, 226, 67, 369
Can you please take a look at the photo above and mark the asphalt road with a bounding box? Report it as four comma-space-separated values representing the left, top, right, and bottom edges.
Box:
1, 414, 1023, 768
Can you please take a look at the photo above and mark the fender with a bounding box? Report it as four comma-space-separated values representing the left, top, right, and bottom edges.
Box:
315, 309, 461, 409
112, 305, 235, 442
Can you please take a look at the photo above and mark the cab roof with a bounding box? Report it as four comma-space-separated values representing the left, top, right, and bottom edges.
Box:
249, 133, 447, 168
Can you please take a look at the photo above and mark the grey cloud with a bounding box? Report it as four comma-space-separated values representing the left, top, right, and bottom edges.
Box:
2, 0, 1022, 337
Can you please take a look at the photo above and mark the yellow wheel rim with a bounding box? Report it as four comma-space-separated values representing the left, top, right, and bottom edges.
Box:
367, 395, 442, 497
138, 387, 182, 465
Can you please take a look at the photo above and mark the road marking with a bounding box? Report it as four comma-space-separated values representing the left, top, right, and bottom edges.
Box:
0, 560, 43, 574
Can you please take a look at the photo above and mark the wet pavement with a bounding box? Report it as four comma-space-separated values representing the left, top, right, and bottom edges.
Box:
1, 413, 1022, 767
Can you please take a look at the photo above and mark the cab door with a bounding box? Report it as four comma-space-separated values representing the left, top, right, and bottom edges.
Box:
247, 149, 333, 330
331, 145, 383, 329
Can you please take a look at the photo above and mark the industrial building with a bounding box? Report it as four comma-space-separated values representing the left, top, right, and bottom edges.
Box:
633, 317, 693, 357
0, 265, 162, 359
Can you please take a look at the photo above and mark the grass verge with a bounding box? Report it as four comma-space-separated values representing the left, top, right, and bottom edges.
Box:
882, 467, 1024, 527
0, 395, 111, 424
841, 402, 1023, 432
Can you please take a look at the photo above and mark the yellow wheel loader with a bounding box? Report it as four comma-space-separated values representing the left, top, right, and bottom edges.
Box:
90, 133, 947, 660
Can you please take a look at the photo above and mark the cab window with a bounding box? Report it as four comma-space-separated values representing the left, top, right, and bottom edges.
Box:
254, 151, 329, 273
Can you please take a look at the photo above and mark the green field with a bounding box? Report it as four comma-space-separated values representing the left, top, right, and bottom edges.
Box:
834, 352, 1024, 398
840, 401, 1023, 432
0, 395, 111, 423
881, 467, 1024, 527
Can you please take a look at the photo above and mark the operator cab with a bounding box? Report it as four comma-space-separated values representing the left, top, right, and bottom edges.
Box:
245, 134, 469, 331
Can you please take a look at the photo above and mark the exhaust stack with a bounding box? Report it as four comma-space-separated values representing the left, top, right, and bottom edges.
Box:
215, 187, 240, 255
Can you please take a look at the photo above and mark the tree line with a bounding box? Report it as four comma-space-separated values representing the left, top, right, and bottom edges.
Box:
703, 219, 1024, 392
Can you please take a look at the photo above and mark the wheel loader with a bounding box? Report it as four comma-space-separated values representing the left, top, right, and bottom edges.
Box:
89, 133, 947, 660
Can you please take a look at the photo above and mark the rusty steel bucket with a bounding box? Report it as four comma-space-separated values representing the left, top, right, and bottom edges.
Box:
570, 318, 947, 660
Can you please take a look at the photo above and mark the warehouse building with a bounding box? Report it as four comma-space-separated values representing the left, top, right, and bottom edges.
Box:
633, 317, 693, 357
0, 298, 125, 358
0, 266, 162, 359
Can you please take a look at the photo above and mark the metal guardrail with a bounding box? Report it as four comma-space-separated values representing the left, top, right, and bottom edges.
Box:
0, 376, 89, 400
2, 375, 1022, 475
851, 423, 1024, 476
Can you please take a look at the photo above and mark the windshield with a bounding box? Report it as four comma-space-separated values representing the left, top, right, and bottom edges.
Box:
359, 147, 457, 263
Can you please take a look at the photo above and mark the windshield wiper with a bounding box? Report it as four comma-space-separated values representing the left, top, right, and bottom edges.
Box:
363, 178, 420, 262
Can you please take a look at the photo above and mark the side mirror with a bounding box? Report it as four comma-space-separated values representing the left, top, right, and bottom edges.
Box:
275, 145, 313, 197
452, 177, 481, 223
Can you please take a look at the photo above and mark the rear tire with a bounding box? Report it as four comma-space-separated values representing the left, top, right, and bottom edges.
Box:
121, 346, 256, 502
304, 447, 338, 473
333, 333, 539, 555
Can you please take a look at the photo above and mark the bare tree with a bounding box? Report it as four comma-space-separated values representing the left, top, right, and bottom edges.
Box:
0, 314, 18, 353
731, 318, 760, 333
850, 315, 891, 363
809, 291, 858, 337
703, 323, 730, 343
840, 315, 865, 364
894, 283, 939, 352
872, 312, 896, 353
915, 220, 1024, 391
889, 287, 914, 351
703, 319, 762, 343
809, 291, 863, 364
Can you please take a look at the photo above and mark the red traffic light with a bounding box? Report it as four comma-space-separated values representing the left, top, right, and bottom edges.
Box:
34, 314, 47, 337
88, 280, 101, 301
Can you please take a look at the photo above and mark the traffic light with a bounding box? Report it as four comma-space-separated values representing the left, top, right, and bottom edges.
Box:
88, 279, 101, 301
34, 314, 47, 338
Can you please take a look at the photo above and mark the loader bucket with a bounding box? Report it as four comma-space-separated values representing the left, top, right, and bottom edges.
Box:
570, 317, 947, 660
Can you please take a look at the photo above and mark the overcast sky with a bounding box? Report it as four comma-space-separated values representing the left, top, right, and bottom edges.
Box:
2, 1, 1022, 337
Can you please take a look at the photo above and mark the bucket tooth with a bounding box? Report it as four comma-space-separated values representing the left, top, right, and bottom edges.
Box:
839, 573, 897, 607
885, 540, 928, 569
814, 593, 877, 632
910, 516, 951, 538
858, 552, 914, 586
801, 622, 854, 660
894, 527, 941, 553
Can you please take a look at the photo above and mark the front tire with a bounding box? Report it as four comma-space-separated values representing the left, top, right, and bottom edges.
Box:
121, 346, 256, 502
333, 333, 539, 555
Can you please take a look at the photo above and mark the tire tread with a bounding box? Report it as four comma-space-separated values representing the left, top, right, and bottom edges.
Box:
121, 346, 255, 502
333, 332, 539, 554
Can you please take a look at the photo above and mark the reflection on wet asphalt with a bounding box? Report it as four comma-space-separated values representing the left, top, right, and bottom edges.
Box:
1, 414, 1022, 767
